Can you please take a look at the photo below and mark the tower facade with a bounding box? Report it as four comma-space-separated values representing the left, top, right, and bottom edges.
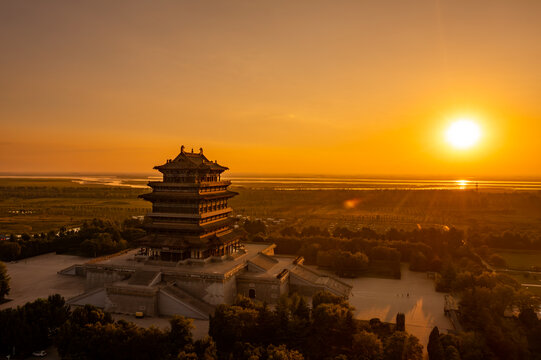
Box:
139, 146, 241, 262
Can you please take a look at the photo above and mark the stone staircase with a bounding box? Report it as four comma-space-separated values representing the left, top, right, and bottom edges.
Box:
128, 270, 161, 286
160, 283, 215, 319
290, 264, 352, 298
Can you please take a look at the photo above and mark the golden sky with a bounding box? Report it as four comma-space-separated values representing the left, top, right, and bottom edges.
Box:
1, 0, 540, 177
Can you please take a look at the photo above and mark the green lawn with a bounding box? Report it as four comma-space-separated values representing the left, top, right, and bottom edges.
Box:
495, 250, 541, 269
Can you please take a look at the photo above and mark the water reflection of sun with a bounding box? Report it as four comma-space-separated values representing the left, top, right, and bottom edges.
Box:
456, 180, 468, 189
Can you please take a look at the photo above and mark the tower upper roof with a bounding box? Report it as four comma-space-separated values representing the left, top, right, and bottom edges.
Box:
154, 146, 228, 172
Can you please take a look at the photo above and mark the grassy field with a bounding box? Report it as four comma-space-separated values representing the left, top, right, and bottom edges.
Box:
0, 178, 150, 233
2, 177, 541, 235
503, 272, 541, 296
523, 286, 541, 296
230, 187, 541, 233
494, 250, 541, 269
493, 250, 541, 296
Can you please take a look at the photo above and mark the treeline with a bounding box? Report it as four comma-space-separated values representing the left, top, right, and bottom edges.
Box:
0, 296, 213, 359
0, 261, 9, 301
0, 218, 145, 261
56, 307, 215, 360
268, 226, 465, 278
210, 292, 423, 360
468, 230, 541, 251
0, 294, 69, 358
0, 292, 423, 360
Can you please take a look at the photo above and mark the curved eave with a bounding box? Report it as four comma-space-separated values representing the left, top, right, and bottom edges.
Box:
153, 163, 228, 172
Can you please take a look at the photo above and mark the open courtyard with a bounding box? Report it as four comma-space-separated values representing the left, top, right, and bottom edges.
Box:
331, 264, 453, 348
0, 252, 88, 310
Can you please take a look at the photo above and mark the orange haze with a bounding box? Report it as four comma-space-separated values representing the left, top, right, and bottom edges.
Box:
1, 1, 541, 177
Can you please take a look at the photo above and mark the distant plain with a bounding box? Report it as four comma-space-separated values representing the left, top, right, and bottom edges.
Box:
1, 176, 541, 235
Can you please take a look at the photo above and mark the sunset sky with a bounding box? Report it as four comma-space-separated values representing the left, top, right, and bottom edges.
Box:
1, 0, 540, 177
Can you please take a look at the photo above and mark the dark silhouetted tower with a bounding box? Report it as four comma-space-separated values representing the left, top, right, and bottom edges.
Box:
139, 146, 240, 261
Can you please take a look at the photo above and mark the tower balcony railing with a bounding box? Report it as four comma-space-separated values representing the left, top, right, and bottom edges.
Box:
199, 180, 231, 187
147, 180, 231, 188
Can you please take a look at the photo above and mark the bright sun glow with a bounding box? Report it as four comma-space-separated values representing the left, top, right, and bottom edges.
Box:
445, 119, 482, 149
456, 179, 469, 189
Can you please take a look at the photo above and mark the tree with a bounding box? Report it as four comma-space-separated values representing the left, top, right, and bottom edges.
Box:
0, 261, 9, 301
244, 220, 267, 235
444, 346, 461, 360
0, 295, 69, 358
292, 295, 310, 320
69, 304, 113, 326
280, 226, 299, 238
335, 251, 369, 277
488, 254, 506, 268
429, 256, 443, 272
311, 303, 354, 359
427, 327, 445, 360
409, 251, 428, 272
193, 337, 218, 360
0, 242, 21, 261
312, 291, 349, 309
169, 316, 194, 355
370, 246, 401, 262
266, 344, 304, 360
383, 332, 423, 360
351, 330, 383, 360
396, 313, 405, 332
209, 304, 259, 354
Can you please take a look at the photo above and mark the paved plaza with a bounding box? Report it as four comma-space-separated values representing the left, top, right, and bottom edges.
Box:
1, 252, 88, 310
331, 264, 453, 348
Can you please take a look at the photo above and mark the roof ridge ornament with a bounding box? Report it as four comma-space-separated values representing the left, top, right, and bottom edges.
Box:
199, 147, 203, 155
180, 145, 185, 154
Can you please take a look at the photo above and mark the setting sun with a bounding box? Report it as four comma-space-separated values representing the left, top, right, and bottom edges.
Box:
445, 119, 482, 150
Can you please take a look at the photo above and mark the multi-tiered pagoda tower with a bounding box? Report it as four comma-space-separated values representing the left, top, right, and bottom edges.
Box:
139, 146, 241, 262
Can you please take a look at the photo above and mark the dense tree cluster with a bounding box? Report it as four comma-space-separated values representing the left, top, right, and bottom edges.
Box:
57, 307, 216, 360
316, 250, 369, 277
269, 226, 466, 278
0, 218, 145, 261
428, 315, 541, 360
0, 294, 69, 358
431, 261, 541, 359
468, 230, 541, 251
243, 220, 267, 236
0, 261, 9, 301
1, 292, 424, 360
0, 298, 215, 359
210, 292, 423, 360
